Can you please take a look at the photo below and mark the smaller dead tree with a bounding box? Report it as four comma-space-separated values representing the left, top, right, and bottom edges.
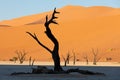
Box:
92, 48, 102, 65
15, 50, 27, 64
72, 50, 76, 65
83, 53, 89, 65
29, 56, 35, 67
29, 56, 32, 66
62, 52, 72, 66
66, 52, 71, 64
9, 57, 18, 63
62, 55, 67, 67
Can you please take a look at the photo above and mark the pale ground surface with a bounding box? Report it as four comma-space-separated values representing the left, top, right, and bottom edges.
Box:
0, 61, 120, 80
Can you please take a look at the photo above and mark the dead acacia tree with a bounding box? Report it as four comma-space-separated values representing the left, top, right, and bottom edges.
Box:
92, 48, 102, 65
72, 50, 76, 65
62, 52, 72, 67
66, 52, 71, 64
26, 8, 63, 71
83, 53, 89, 65
15, 50, 27, 64
29, 56, 35, 67
62, 55, 67, 67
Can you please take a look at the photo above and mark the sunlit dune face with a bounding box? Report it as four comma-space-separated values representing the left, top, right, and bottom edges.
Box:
0, 6, 120, 61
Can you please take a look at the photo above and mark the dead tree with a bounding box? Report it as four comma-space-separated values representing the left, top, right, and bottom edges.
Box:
26, 8, 63, 71
9, 57, 18, 63
29, 56, 35, 67
15, 50, 27, 64
83, 53, 89, 65
66, 52, 71, 64
62, 52, 72, 67
62, 55, 67, 67
92, 48, 102, 65
72, 51, 76, 65
29, 56, 32, 66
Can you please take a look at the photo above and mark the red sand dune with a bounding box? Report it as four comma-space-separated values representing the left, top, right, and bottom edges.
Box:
0, 5, 120, 62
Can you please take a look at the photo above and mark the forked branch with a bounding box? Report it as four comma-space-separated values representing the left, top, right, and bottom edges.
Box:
45, 8, 60, 27
26, 32, 52, 54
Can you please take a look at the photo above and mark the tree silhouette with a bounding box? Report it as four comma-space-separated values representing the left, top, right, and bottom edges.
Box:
26, 8, 63, 71
83, 53, 89, 65
15, 50, 27, 64
72, 50, 76, 65
92, 48, 102, 65
29, 56, 35, 67
62, 52, 72, 67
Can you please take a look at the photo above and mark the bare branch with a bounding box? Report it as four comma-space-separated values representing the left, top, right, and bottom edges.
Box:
51, 20, 58, 24
54, 8, 60, 14
92, 48, 96, 56
45, 8, 60, 27
26, 32, 52, 54
97, 56, 102, 62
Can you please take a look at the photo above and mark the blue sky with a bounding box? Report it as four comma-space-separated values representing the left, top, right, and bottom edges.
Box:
0, 0, 120, 21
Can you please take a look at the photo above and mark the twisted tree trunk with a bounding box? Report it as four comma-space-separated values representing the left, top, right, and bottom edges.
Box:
44, 11, 63, 71
26, 8, 63, 72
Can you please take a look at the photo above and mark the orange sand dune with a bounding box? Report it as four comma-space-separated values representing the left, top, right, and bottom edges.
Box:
0, 5, 120, 61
